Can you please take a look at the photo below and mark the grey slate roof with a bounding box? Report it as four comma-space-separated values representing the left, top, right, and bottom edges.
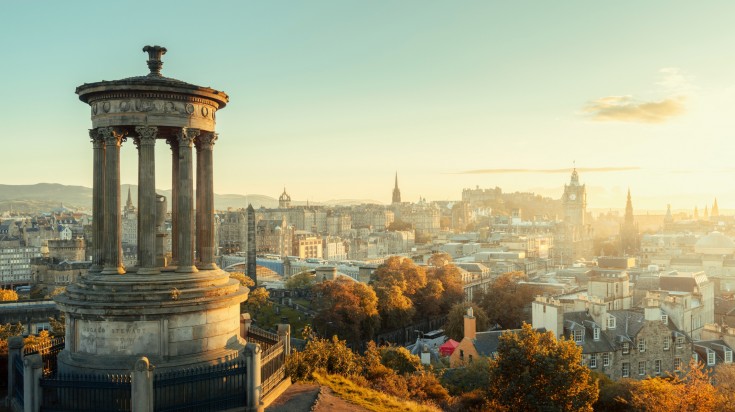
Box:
563, 311, 616, 354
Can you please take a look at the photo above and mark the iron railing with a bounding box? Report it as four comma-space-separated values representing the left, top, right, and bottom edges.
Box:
248, 326, 279, 351
153, 359, 247, 412
261, 339, 286, 396
40, 373, 132, 412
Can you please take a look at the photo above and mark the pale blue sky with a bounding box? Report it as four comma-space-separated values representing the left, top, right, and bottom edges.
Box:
2, 1, 735, 210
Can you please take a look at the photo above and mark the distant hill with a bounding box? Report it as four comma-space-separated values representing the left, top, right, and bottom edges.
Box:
0, 184, 382, 214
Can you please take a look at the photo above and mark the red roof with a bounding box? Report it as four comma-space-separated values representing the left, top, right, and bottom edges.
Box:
439, 339, 460, 356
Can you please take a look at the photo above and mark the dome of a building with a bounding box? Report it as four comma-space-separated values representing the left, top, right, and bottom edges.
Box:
695, 231, 735, 255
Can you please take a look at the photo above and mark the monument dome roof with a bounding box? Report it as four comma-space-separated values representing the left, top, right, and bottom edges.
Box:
695, 231, 735, 255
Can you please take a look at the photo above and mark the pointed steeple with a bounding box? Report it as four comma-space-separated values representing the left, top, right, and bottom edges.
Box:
712, 198, 720, 217
392, 172, 402, 204
665, 204, 673, 223
694, 206, 699, 220
126, 187, 133, 209
624, 188, 634, 224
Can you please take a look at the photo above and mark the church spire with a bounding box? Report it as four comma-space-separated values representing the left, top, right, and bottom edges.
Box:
624, 188, 634, 224
712, 198, 720, 217
126, 187, 133, 209
392, 172, 401, 204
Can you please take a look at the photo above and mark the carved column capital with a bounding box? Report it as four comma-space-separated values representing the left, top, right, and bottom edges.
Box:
176, 127, 200, 148
99, 127, 128, 147
195, 132, 218, 151
89, 129, 105, 149
133, 126, 157, 149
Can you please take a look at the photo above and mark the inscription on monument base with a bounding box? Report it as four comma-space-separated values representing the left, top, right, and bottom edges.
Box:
76, 320, 161, 356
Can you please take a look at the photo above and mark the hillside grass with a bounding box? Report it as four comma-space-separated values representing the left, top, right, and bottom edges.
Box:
312, 372, 441, 412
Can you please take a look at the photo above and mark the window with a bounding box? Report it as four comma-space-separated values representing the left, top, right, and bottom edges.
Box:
708, 351, 716, 366
638, 339, 646, 353
655, 360, 662, 375
664, 338, 670, 351
608, 315, 616, 329
603, 352, 610, 367
726, 350, 733, 364
573, 329, 584, 343
468, 354, 473, 363
593, 328, 600, 341
675, 357, 683, 370
661, 314, 668, 325
623, 342, 630, 354
639, 361, 646, 376
459, 350, 464, 361
589, 355, 597, 369
676, 336, 684, 349
622, 362, 630, 378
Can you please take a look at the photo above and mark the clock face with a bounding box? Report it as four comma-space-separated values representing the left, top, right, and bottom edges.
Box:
569, 194, 577, 201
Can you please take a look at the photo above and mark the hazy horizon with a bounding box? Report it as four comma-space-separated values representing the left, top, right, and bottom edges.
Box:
2, 2, 734, 211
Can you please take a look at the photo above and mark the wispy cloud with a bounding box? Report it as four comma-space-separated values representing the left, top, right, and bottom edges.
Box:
582, 68, 690, 123
583, 96, 685, 123
456, 167, 639, 175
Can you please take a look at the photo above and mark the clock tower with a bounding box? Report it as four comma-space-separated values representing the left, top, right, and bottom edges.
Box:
556, 167, 591, 265
563, 168, 586, 227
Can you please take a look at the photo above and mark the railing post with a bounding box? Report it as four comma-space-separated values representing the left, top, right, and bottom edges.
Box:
277, 324, 291, 356
245, 343, 263, 412
240, 313, 252, 339
131, 357, 154, 412
7, 337, 23, 409
23, 353, 42, 412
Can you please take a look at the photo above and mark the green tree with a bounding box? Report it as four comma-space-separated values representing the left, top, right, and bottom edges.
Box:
285, 335, 362, 381
312, 279, 380, 346
440, 357, 493, 395
427, 252, 452, 268
475, 271, 536, 329
430, 263, 465, 313
379, 346, 422, 374
284, 271, 316, 290
242, 287, 271, 314
489, 323, 598, 411
375, 285, 415, 331
444, 302, 489, 342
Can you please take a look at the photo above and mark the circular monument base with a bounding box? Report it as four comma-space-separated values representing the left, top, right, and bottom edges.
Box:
55, 268, 248, 375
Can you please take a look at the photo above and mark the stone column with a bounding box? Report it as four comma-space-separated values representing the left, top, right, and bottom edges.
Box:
195, 132, 217, 270
23, 353, 42, 412
245, 342, 264, 412
89, 129, 105, 273
100, 127, 127, 275
135, 126, 159, 275
166, 137, 179, 266
131, 357, 154, 412
175, 127, 199, 273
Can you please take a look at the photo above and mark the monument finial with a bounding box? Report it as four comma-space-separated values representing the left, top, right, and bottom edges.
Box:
143, 45, 167, 77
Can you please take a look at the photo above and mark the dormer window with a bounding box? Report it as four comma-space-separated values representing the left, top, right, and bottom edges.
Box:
661, 314, 668, 325
676, 336, 684, 349
708, 351, 716, 366
593, 328, 600, 341
607, 315, 616, 329
726, 350, 733, 364
573, 329, 584, 343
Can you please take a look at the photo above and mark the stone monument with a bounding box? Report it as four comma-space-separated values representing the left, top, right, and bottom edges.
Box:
55, 45, 248, 374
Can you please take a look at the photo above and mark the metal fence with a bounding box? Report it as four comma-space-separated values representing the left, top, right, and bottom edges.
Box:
13, 354, 24, 408
248, 326, 280, 351
40, 373, 132, 412
153, 359, 247, 412
24, 336, 65, 377
261, 339, 286, 396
